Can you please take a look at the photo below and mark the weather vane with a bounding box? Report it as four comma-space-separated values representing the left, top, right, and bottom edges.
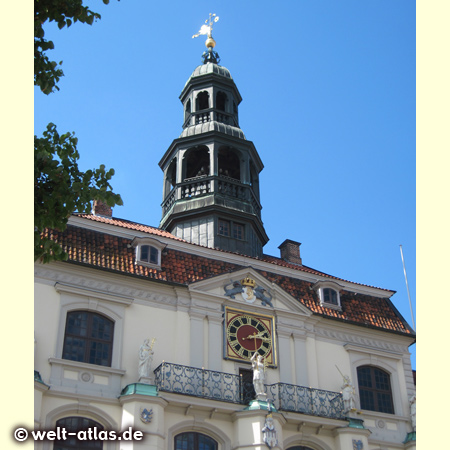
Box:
192, 13, 219, 40
192, 14, 221, 64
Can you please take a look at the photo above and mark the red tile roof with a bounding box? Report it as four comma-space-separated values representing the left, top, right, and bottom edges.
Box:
76, 214, 392, 292
43, 220, 414, 337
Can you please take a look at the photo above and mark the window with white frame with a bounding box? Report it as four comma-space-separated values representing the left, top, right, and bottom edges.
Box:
312, 280, 342, 309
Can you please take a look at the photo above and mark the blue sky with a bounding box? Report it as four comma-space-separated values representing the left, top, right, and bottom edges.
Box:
34, 0, 416, 367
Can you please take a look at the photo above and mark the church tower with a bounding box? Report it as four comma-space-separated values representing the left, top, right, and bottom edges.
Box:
159, 26, 268, 258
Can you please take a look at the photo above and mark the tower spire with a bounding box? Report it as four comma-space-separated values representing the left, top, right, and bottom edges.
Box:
159, 17, 268, 257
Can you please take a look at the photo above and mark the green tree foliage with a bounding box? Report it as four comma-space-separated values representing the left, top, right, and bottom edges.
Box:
35, 0, 110, 94
35, 0, 123, 263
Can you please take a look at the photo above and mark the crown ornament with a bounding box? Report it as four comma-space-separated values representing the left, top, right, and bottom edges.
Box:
241, 277, 256, 288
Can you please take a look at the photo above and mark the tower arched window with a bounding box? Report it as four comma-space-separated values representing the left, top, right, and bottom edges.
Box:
175, 432, 218, 450
54, 417, 104, 449
62, 311, 114, 367
357, 365, 394, 414
184, 146, 210, 179
218, 147, 240, 181
196, 91, 209, 111
168, 159, 177, 189
216, 91, 227, 111
184, 99, 191, 122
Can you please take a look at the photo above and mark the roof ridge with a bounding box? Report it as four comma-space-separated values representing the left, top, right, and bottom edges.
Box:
74, 214, 392, 292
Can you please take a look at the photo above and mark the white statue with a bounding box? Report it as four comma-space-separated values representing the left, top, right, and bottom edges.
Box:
409, 394, 416, 431
138, 338, 155, 379
341, 375, 357, 413
251, 352, 265, 397
262, 414, 278, 448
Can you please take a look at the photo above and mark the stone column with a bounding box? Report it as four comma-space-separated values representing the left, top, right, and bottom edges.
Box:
210, 142, 218, 194
334, 424, 371, 450
119, 393, 168, 450
292, 332, 309, 387
306, 333, 319, 388
207, 313, 223, 371
276, 330, 293, 384
233, 409, 285, 450
189, 311, 205, 368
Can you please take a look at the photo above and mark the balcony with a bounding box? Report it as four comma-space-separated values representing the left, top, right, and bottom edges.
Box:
153, 362, 344, 420
161, 176, 261, 218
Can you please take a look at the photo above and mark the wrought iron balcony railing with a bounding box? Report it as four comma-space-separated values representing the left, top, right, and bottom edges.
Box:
267, 382, 344, 419
153, 362, 344, 420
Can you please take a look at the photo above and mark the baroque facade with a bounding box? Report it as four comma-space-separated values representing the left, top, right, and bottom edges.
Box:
34, 34, 416, 450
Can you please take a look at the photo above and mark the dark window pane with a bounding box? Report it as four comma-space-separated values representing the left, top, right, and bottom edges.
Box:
233, 223, 244, 240
199, 435, 217, 450
55, 417, 103, 450
140, 245, 159, 264
323, 288, 338, 305
357, 366, 394, 414
66, 312, 88, 337
175, 433, 217, 450
150, 246, 158, 263
175, 433, 195, 450
62, 311, 114, 367
219, 220, 230, 236
141, 245, 149, 261
62, 337, 86, 362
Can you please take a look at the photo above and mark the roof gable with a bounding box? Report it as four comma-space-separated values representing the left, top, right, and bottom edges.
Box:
189, 267, 312, 316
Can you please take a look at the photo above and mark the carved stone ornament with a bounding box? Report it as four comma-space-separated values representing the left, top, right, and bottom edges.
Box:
262, 414, 278, 448
352, 439, 363, 450
80, 372, 92, 383
140, 408, 153, 424
224, 277, 273, 307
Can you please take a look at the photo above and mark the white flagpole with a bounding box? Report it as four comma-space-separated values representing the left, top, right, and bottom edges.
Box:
399, 245, 416, 331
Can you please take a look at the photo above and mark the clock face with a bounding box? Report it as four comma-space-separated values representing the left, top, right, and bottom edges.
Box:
224, 308, 276, 365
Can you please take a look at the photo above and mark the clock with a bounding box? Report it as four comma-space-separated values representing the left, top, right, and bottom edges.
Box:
224, 307, 276, 366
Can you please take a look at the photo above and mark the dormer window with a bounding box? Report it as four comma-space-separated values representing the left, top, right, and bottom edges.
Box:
131, 237, 166, 270
312, 280, 343, 310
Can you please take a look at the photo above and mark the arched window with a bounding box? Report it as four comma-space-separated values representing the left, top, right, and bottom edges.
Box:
54, 417, 104, 449
184, 147, 210, 179
184, 99, 191, 123
168, 159, 177, 189
62, 311, 114, 367
175, 432, 218, 450
287, 447, 315, 450
357, 366, 394, 414
196, 91, 209, 111
216, 91, 227, 111
218, 147, 240, 181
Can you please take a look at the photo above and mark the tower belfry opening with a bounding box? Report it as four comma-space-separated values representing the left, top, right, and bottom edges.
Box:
159, 27, 268, 257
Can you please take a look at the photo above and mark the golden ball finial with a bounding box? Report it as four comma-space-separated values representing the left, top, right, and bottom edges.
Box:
205, 36, 216, 48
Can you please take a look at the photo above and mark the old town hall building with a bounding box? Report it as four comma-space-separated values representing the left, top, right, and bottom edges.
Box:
34, 30, 416, 450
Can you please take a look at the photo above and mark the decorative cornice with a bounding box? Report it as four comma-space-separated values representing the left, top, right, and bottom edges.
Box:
36, 265, 180, 310
54, 282, 134, 306
48, 357, 126, 376
314, 324, 409, 354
